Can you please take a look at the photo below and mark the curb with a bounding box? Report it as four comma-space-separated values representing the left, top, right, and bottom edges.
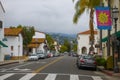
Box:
97, 67, 120, 78
0, 59, 28, 66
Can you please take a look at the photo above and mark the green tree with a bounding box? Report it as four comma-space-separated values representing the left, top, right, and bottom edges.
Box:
19, 25, 35, 55
73, 44, 77, 52
73, 0, 101, 51
60, 45, 68, 53
63, 39, 71, 52
46, 34, 54, 50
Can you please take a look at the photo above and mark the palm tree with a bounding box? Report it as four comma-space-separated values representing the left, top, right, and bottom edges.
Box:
73, 0, 102, 52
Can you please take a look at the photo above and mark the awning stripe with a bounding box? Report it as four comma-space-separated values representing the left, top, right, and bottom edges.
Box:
0, 40, 8, 47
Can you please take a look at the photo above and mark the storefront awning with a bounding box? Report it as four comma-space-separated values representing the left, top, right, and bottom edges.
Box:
115, 31, 120, 37
0, 41, 8, 47
102, 31, 120, 42
102, 37, 108, 42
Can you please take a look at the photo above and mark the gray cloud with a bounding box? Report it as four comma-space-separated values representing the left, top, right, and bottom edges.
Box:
1, 0, 90, 34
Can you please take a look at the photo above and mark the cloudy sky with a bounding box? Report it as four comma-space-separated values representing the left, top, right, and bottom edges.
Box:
1, 0, 95, 34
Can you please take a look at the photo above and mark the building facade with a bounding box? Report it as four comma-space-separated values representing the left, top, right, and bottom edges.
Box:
77, 30, 98, 55
0, 1, 7, 61
28, 31, 47, 54
101, 0, 120, 60
3, 28, 23, 58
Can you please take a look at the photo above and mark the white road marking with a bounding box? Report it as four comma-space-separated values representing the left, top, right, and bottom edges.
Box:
19, 73, 36, 80
1, 62, 34, 72
70, 75, 79, 80
45, 74, 57, 80
0, 73, 104, 80
92, 76, 103, 80
14, 68, 31, 71
0, 73, 14, 80
36, 62, 46, 64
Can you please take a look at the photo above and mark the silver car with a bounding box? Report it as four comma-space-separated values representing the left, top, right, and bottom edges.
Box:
37, 52, 46, 59
76, 54, 97, 70
28, 54, 39, 61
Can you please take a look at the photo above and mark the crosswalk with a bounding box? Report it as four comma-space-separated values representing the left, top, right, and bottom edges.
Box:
0, 73, 104, 80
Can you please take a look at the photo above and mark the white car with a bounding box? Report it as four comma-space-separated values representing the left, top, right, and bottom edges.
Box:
28, 54, 39, 61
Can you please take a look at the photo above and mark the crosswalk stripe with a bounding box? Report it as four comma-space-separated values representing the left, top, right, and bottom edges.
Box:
70, 75, 79, 80
0, 73, 103, 80
45, 74, 57, 80
0, 73, 14, 80
19, 73, 36, 80
92, 76, 103, 80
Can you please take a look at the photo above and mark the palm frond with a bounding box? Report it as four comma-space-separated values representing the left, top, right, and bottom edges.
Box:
88, 0, 101, 8
73, 7, 85, 24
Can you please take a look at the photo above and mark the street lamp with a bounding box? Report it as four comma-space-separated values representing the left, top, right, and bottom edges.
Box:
112, 6, 119, 73
112, 6, 119, 33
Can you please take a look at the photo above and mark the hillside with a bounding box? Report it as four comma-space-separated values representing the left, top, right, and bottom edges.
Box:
47, 33, 77, 44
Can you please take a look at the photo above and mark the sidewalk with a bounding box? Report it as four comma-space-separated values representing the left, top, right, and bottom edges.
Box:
97, 66, 120, 78
0, 58, 28, 66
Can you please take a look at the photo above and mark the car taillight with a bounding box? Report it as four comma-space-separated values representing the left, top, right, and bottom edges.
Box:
94, 61, 97, 65
80, 59, 84, 63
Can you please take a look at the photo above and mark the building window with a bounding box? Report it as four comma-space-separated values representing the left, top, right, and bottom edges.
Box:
0, 21, 3, 28
11, 46, 13, 51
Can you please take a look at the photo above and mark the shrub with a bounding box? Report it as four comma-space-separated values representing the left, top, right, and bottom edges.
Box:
96, 57, 106, 67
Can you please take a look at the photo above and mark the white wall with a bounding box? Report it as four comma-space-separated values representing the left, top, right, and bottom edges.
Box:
0, 3, 4, 40
31, 31, 46, 54
37, 43, 45, 53
0, 2, 5, 61
77, 34, 98, 55
3, 34, 23, 57
33, 32, 46, 38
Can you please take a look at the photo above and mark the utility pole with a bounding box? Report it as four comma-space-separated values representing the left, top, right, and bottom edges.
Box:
107, 0, 111, 56
99, 2, 104, 57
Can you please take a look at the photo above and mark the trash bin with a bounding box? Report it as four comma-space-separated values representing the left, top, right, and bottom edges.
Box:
4, 55, 11, 60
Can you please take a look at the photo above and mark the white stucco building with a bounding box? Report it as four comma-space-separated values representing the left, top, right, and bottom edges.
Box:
3, 28, 23, 57
0, 1, 7, 61
28, 31, 47, 54
77, 30, 99, 55
53, 40, 59, 53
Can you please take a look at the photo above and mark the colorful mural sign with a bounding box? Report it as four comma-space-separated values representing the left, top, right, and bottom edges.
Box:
95, 7, 112, 30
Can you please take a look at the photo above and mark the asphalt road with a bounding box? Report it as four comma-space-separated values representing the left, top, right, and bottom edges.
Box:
0, 55, 118, 80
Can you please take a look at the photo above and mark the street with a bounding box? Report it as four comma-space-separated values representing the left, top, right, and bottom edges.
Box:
0, 55, 117, 80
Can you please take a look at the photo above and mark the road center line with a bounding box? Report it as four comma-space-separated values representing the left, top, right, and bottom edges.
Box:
33, 56, 64, 73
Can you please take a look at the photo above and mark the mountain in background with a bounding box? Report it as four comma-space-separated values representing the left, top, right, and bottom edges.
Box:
47, 32, 77, 44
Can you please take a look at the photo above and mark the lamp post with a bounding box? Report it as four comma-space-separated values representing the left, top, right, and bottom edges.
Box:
112, 6, 119, 73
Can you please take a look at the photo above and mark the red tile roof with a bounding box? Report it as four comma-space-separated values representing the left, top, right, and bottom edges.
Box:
4, 28, 22, 36
78, 30, 98, 35
27, 43, 40, 48
31, 38, 45, 43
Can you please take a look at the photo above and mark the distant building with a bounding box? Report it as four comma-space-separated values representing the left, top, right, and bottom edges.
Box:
77, 30, 98, 55
3, 28, 23, 58
28, 31, 47, 54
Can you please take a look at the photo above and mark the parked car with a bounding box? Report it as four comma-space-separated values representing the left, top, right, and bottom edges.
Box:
76, 54, 97, 70
47, 53, 53, 58
72, 53, 78, 57
53, 52, 60, 57
28, 54, 39, 61
37, 52, 46, 59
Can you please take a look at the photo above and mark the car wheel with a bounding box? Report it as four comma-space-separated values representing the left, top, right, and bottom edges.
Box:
77, 63, 81, 69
